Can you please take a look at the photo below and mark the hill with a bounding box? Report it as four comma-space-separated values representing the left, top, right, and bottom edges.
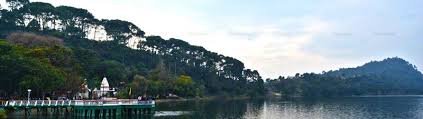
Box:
267, 57, 423, 97
325, 57, 422, 80
0, 0, 264, 98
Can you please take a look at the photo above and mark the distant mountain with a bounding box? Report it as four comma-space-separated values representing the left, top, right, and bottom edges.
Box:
267, 57, 423, 97
324, 57, 423, 80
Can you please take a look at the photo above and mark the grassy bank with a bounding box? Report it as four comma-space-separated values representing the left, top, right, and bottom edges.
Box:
0, 108, 7, 119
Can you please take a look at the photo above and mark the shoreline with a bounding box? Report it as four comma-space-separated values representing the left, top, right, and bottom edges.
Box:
155, 96, 262, 103
272, 94, 423, 99
344, 95, 423, 98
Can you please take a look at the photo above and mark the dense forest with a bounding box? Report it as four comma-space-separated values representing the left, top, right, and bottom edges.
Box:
0, 0, 265, 99
267, 57, 423, 97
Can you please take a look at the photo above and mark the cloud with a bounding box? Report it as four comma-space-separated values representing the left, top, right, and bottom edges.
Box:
175, 17, 332, 78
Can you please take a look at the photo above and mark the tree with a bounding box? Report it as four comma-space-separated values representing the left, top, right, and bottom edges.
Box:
94, 60, 129, 86
0, 40, 65, 98
55, 6, 94, 38
174, 75, 199, 97
7, 32, 63, 48
148, 59, 171, 81
102, 19, 145, 44
26, 19, 41, 31
6, 0, 29, 10
20, 2, 55, 30
2, 33, 84, 98
72, 48, 101, 78
129, 75, 149, 97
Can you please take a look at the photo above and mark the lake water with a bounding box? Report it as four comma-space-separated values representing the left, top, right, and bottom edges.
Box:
8, 96, 423, 119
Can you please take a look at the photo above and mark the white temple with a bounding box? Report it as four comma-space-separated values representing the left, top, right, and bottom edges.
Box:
94, 77, 116, 98
100, 77, 110, 95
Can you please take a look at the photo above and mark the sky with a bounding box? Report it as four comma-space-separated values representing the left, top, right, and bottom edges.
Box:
2, 0, 422, 78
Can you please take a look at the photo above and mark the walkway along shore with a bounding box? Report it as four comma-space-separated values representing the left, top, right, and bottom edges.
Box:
1, 99, 155, 118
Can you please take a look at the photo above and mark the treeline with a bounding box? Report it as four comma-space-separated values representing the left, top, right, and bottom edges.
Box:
0, 0, 265, 99
267, 57, 423, 97
0, 33, 202, 98
0, 33, 81, 98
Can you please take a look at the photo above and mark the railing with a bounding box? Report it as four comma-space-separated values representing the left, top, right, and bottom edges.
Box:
1, 99, 155, 107
73, 99, 155, 106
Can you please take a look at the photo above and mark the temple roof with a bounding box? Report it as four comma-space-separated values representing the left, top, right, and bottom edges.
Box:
101, 77, 110, 88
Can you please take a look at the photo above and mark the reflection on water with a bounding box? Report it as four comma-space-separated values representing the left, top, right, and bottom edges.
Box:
155, 111, 192, 117
156, 96, 423, 119
254, 97, 423, 119
8, 96, 423, 119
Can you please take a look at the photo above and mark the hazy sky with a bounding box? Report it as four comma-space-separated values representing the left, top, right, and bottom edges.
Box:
3, 0, 422, 78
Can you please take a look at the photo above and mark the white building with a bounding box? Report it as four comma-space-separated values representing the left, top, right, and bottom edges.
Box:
94, 77, 116, 98
100, 77, 110, 95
